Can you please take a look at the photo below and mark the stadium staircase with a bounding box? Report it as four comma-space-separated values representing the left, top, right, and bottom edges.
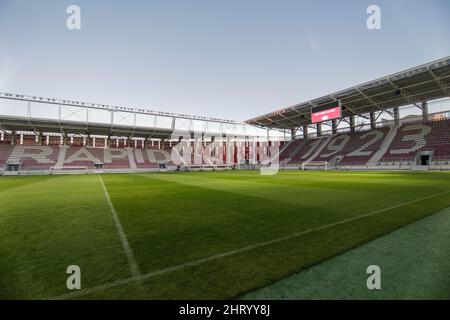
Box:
126, 147, 137, 169
54, 145, 68, 169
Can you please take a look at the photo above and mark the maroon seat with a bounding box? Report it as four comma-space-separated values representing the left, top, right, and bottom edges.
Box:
380, 118, 450, 162
311, 128, 389, 165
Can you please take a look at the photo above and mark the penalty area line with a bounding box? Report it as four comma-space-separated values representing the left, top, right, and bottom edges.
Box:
99, 175, 141, 278
49, 188, 450, 300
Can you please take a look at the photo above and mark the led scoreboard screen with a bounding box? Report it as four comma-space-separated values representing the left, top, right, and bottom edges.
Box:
311, 101, 342, 123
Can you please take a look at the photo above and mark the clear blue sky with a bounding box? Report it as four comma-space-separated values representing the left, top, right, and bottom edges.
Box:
0, 0, 449, 121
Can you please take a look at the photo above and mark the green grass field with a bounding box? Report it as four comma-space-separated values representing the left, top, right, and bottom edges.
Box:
244, 205, 450, 299
0, 170, 449, 299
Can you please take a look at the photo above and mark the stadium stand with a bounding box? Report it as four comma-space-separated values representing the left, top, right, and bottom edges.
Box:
380, 118, 450, 164
279, 139, 305, 163
280, 118, 450, 168
7, 146, 59, 171
63, 146, 104, 168
288, 137, 326, 165
134, 148, 160, 169
0, 144, 14, 168
311, 127, 390, 165
0, 144, 179, 173
104, 148, 131, 169
1, 118, 450, 174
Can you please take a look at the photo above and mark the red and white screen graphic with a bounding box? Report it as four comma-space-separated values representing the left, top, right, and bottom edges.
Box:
311, 104, 341, 123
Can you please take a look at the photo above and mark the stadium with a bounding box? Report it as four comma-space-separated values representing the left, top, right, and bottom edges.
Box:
2, 57, 450, 174
0, 1, 450, 303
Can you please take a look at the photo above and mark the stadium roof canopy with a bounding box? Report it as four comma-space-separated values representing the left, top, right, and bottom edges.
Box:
245, 56, 450, 130
0, 92, 250, 139
0, 115, 175, 139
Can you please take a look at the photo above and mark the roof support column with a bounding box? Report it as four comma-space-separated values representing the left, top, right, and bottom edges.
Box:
331, 119, 338, 134
349, 116, 355, 133
62, 133, 68, 146
316, 123, 322, 137
37, 133, 43, 146
393, 107, 400, 126
11, 131, 16, 145
421, 101, 429, 121
370, 112, 376, 129
303, 125, 308, 139
290, 128, 296, 140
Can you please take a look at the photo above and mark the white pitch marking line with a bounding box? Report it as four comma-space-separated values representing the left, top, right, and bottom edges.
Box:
50, 188, 450, 300
99, 175, 141, 278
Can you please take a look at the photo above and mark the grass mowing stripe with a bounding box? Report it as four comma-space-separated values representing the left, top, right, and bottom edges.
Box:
99, 175, 141, 278
242, 206, 450, 299
49, 188, 450, 300
0, 175, 60, 195
0, 175, 132, 299
137, 172, 428, 212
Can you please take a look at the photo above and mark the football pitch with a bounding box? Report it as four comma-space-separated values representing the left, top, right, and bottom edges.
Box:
1, 170, 450, 299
